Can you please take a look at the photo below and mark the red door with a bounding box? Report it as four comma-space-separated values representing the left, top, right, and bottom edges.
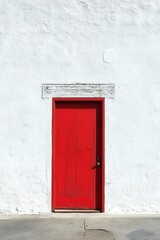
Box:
52, 99, 104, 211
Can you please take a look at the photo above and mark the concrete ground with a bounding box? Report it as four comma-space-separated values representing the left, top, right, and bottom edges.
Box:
0, 214, 160, 240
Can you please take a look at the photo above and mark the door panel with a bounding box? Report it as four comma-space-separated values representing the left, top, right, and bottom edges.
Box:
53, 101, 102, 210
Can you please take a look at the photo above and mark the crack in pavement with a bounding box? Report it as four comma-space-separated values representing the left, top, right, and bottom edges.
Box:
83, 219, 115, 240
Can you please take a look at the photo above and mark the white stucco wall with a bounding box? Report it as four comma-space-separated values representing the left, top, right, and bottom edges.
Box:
1, 0, 160, 214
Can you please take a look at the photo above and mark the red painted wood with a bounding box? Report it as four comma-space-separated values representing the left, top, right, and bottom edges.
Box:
101, 99, 105, 212
52, 99, 104, 211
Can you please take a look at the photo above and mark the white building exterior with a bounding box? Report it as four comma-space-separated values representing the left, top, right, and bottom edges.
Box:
1, 0, 160, 214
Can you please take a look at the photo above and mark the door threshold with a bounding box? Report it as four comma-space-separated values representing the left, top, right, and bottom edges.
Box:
54, 209, 100, 213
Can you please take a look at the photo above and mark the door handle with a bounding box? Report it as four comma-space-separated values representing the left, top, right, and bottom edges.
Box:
96, 157, 101, 166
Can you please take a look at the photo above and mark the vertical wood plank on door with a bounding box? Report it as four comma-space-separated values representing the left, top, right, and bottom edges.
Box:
77, 103, 95, 199
58, 103, 77, 198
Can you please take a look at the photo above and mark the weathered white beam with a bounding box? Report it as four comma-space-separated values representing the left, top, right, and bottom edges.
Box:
42, 84, 115, 99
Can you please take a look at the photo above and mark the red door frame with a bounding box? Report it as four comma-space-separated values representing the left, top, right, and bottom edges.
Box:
52, 98, 105, 212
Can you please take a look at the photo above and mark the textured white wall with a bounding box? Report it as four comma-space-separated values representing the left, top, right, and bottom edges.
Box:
0, 0, 160, 214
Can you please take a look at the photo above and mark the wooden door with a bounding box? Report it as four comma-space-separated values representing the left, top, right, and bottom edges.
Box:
52, 99, 104, 211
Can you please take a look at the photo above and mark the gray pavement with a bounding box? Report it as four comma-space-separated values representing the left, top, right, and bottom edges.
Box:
0, 215, 160, 239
